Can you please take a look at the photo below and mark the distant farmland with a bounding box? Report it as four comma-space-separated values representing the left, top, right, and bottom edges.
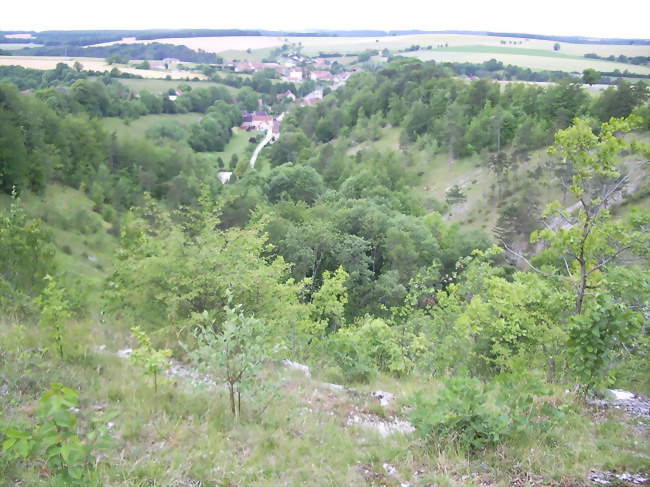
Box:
0, 56, 207, 79
85, 33, 650, 73
402, 48, 650, 75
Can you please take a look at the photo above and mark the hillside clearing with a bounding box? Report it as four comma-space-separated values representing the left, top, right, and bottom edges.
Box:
116, 77, 238, 95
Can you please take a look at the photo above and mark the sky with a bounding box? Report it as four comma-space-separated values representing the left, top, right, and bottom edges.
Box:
3, 0, 650, 39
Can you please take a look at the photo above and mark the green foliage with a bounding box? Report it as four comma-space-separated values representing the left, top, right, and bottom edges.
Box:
1, 383, 115, 484
36, 275, 72, 360
308, 266, 348, 334
409, 372, 567, 452
105, 199, 304, 334
568, 296, 642, 392
327, 316, 408, 382
266, 164, 325, 205
457, 271, 571, 374
408, 377, 510, 451
129, 326, 172, 393
0, 191, 56, 316
535, 118, 648, 305
189, 302, 277, 419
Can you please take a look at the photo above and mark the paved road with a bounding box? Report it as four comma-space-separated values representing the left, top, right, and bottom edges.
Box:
249, 112, 285, 169
249, 129, 274, 168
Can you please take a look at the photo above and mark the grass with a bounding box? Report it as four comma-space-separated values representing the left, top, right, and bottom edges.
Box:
402, 50, 650, 75
220, 47, 276, 63
117, 77, 239, 95
212, 127, 263, 166
102, 113, 203, 140
1, 318, 648, 486
0, 184, 118, 309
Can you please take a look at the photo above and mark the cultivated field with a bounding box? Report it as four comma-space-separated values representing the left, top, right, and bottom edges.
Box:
0, 56, 207, 79
0, 43, 43, 50
85, 33, 649, 73
101, 33, 650, 58
402, 49, 650, 74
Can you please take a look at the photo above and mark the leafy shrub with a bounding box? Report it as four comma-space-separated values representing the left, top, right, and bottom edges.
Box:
409, 372, 570, 452
408, 377, 509, 451
327, 317, 408, 382
36, 275, 72, 359
189, 303, 277, 419
327, 328, 376, 383
1, 383, 115, 484
130, 326, 172, 393
568, 296, 642, 393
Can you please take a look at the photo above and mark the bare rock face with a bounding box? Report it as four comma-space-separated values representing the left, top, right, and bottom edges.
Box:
588, 389, 650, 419
346, 412, 415, 437
283, 359, 311, 378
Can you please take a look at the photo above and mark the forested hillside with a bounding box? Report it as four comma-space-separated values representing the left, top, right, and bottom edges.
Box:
1, 58, 649, 486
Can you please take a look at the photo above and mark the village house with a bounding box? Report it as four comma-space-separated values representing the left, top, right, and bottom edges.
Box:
310, 70, 334, 82
240, 111, 274, 131
276, 90, 296, 101
300, 89, 324, 106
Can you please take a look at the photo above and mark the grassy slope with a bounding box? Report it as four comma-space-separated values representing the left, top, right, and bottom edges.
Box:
0, 185, 118, 308
356, 126, 650, 236
1, 136, 648, 487
1, 317, 647, 485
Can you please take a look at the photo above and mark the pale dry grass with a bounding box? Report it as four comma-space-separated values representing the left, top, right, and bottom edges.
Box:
0, 55, 206, 79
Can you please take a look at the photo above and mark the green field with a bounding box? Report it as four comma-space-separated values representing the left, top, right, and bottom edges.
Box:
403, 49, 650, 74
0, 43, 43, 50
220, 47, 276, 63
102, 113, 203, 139
117, 77, 239, 95
213, 127, 262, 163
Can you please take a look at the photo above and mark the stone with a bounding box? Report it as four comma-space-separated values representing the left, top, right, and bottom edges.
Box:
283, 359, 311, 378
372, 390, 395, 407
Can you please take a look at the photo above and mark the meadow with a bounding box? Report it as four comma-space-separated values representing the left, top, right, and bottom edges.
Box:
117, 77, 238, 95
102, 113, 205, 140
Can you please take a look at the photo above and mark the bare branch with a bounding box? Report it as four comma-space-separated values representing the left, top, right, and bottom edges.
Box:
503, 244, 569, 281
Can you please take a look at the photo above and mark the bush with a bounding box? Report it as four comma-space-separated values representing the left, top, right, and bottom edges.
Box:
408, 377, 509, 451
1, 383, 115, 484
408, 373, 569, 452
327, 329, 376, 383
327, 317, 409, 383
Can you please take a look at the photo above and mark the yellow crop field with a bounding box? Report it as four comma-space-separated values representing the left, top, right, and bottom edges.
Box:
0, 56, 207, 79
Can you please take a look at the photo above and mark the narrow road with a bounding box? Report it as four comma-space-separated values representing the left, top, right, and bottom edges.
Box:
249, 129, 274, 168
249, 112, 285, 169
